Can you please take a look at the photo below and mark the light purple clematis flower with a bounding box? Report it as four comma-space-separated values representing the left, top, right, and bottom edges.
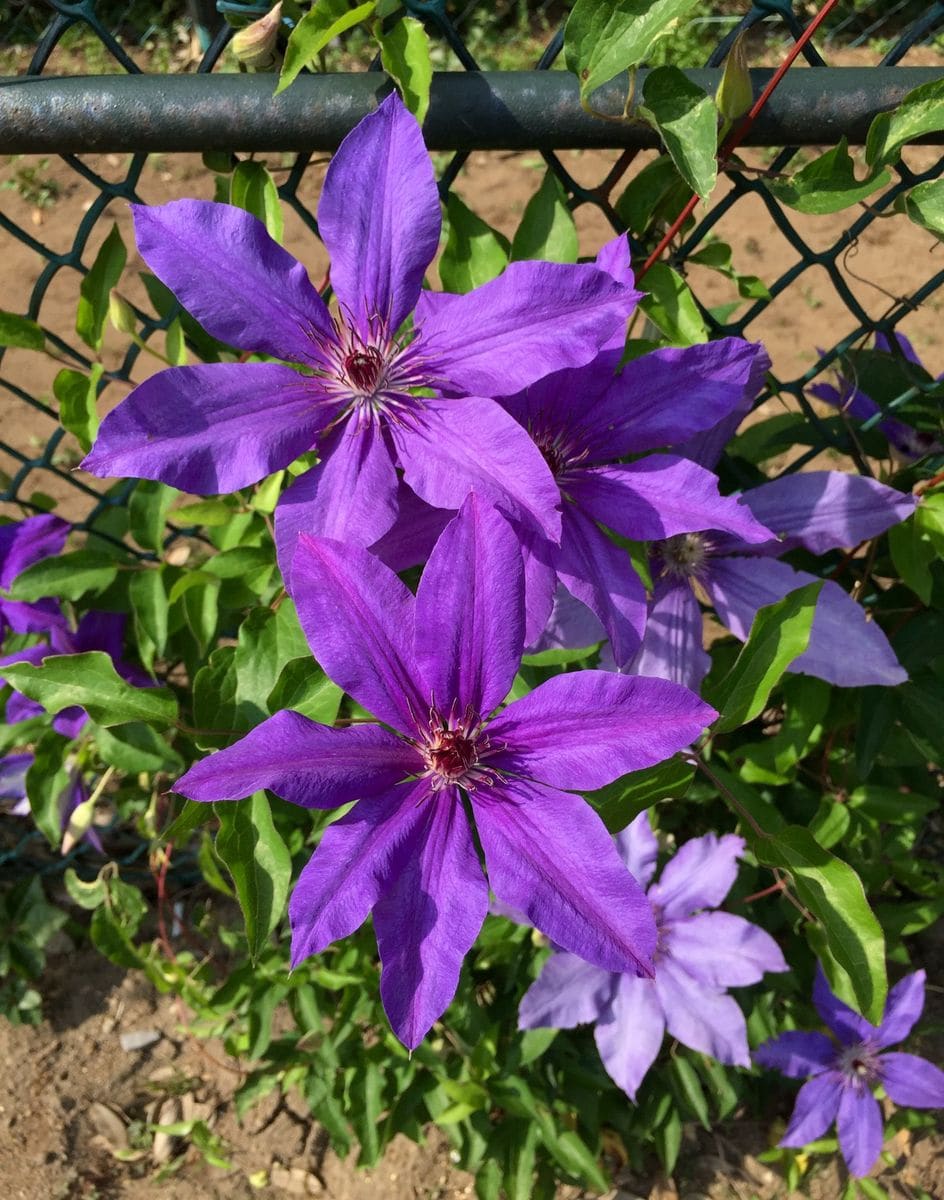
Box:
0, 514, 70, 638
81, 94, 642, 569
810, 332, 942, 462
174, 496, 716, 1048
755, 966, 944, 1178
518, 811, 787, 1099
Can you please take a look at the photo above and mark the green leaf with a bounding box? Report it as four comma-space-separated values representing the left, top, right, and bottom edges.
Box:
165, 316, 188, 366
6, 549, 118, 602
266, 657, 343, 724
0, 311, 45, 351
215, 791, 292, 962
25, 731, 70, 847
889, 515, 935, 604
234, 603, 311, 726
615, 152, 690, 235
94, 722, 183, 774
230, 162, 284, 244
766, 138, 890, 215
669, 1056, 710, 1130
1, 652, 178, 728
640, 67, 717, 202
708, 581, 823, 733
130, 479, 178, 553
564, 0, 702, 100
866, 77, 944, 170
511, 171, 578, 264
638, 262, 707, 345
278, 0, 377, 94
440, 194, 510, 294
809, 798, 851, 850
160, 797, 215, 845
77, 224, 128, 352
54, 365, 102, 453
716, 31, 752, 123
377, 15, 432, 125
182, 579, 219, 656
847, 785, 938, 823
63, 867, 108, 910
896, 178, 944, 241
653, 1104, 682, 1175
173, 498, 237, 527
129, 567, 169, 672
587, 756, 693, 832
737, 675, 829, 785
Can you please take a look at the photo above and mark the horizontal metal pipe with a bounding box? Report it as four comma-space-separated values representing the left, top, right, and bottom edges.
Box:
0, 68, 942, 155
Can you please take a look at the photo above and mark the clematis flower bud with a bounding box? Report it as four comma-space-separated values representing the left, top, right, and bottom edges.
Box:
717, 31, 753, 123
108, 290, 136, 335
231, 3, 283, 71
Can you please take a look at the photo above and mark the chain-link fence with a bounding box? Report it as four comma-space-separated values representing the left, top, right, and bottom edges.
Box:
1, 0, 943, 546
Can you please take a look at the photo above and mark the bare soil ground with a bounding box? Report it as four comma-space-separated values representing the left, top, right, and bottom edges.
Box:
1, 37, 943, 1200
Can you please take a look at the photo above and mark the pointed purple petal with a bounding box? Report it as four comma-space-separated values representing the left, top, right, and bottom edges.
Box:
526, 582, 605, 656
392, 397, 561, 542
754, 1031, 838, 1079
0, 598, 68, 637
570, 459, 772, 544
133, 200, 332, 361
369, 483, 452, 572
498, 353, 620, 452
518, 951, 615, 1030
664, 912, 787, 986
741, 472, 916, 555
414, 496, 523, 718
374, 793, 488, 1049
780, 1073, 844, 1147
71, 610, 126, 660
489, 670, 715, 793
0, 753, 32, 801
653, 957, 751, 1066
415, 261, 641, 397
613, 811, 660, 887
837, 1086, 884, 1178
318, 93, 440, 332
648, 831, 745, 921
595, 231, 635, 288
5, 691, 44, 725
82, 363, 331, 494
706, 557, 907, 687
876, 330, 922, 365
290, 534, 426, 733
472, 777, 657, 976
628, 577, 709, 692
594, 974, 665, 1100
813, 965, 875, 1046
876, 970, 926, 1048
0, 515, 69, 590
174, 711, 417, 808
274, 422, 399, 580
288, 779, 430, 966
53, 707, 89, 739
879, 1052, 944, 1108
554, 504, 647, 668
583, 340, 771, 459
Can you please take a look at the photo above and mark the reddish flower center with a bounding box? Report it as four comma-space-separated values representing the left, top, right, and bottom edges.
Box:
344, 346, 386, 393
416, 705, 501, 793
426, 727, 479, 781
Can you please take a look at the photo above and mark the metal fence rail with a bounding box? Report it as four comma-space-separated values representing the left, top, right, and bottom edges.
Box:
1, 0, 943, 537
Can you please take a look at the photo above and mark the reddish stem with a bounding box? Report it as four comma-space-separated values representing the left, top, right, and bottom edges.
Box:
155, 841, 176, 962
637, 0, 843, 281
739, 878, 787, 904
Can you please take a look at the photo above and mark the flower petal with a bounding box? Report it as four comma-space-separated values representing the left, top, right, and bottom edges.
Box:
879, 1052, 944, 1108
415, 261, 641, 397
472, 777, 657, 976
876, 970, 926, 1048
570, 459, 772, 544
837, 1086, 884, 1178
0, 753, 32, 801
594, 973, 665, 1100
554, 504, 648, 669
288, 779, 430, 966
290, 534, 426, 734
613, 811, 660, 888
82, 363, 332, 494
648, 831, 745, 921
706, 556, 907, 688
174, 711, 417, 808
780, 1072, 845, 1147
518, 950, 615, 1030
521, 543, 568, 651
0, 514, 69, 591
274, 421, 400, 580
628, 577, 709, 692
812, 965, 875, 1046
374, 792, 488, 1049
318, 92, 440, 333
392, 396, 561, 542
754, 1031, 838, 1079
582, 339, 770, 459
526, 583, 605, 657
132, 199, 332, 361
665, 912, 788, 986
489, 670, 715, 793
414, 495, 523, 718
741, 472, 916, 555
654, 956, 751, 1066
369, 483, 452, 572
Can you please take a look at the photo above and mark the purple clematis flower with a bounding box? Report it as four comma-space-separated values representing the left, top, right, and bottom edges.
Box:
0, 751, 102, 852
518, 811, 787, 1099
174, 496, 716, 1048
0, 514, 70, 638
81, 94, 642, 567
810, 333, 942, 462
755, 967, 944, 1178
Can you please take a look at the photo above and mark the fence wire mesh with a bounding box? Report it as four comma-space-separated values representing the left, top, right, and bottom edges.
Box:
1, 0, 943, 552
